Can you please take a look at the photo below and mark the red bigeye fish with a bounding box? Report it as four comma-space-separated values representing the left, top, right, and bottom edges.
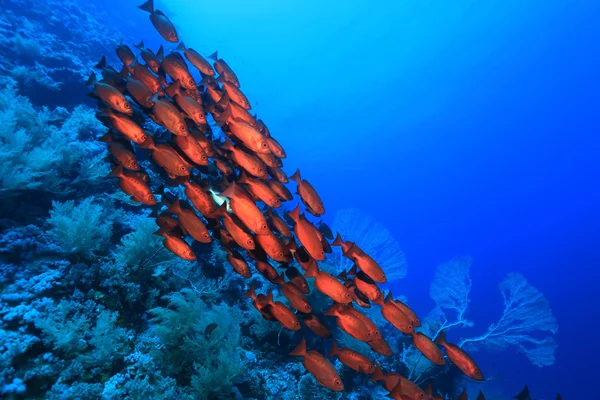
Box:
176, 178, 218, 218
126, 77, 154, 109
367, 337, 393, 357
410, 332, 445, 366
217, 75, 251, 110
139, 136, 190, 177
220, 105, 269, 153
266, 136, 286, 159
176, 42, 215, 77
208, 51, 240, 88
373, 293, 415, 335
268, 179, 293, 201
173, 134, 209, 166
301, 313, 332, 338
98, 131, 140, 170
267, 166, 288, 184
87, 73, 133, 115
324, 303, 371, 342
108, 165, 155, 205
165, 81, 207, 127
238, 173, 281, 208
288, 205, 324, 261
153, 227, 196, 260
329, 342, 375, 375
166, 198, 211, 243
289, 169, 325, 217
138, 0, 179, 43
266, 209, 292, 238
220, 140, 268, 180
435, 331, 484, 381
218, 182, 270, 235
289, 338, 343, 392
115, 39, 135, 67
134, 41, 162, 73
243, 285, 276, 321
213, 204, 255, 250
162, 53, 197, 91
285, 266, 309, 294
222, 247, 251, 278
149, 92, 189, 136
263, 290, 300, 331
273, 274, 312, 313
254, 260, 279, 283
333, 233, 387, 283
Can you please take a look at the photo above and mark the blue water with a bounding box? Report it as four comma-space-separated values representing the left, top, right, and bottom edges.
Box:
2, 0, 598, 398
161, 1, 600, 398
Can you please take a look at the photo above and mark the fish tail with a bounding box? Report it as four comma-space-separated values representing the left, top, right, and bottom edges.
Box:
153, 227, 167, 237
138, 0, 154, 13
175, 41, 186, 51
323, 303, 339, 317
434, 330, 447, 346
243, 284, 257, 300
134, 40, 144, 50
304, 257, 318, 278
289, 338, 307, 357
388, 380, 403, 398
290, 168, 301, 183
108, 164, 124, 178
372, 292, 385, 306
85, 72, 97, 86
166, 198, 182, 214
332, 232, 344, 247
165, 80, 181, 98
118, 64, 129, 78
94, 56, 106, 70
208, 50, 218, 61
98, 130, 113, 143
156, 45, 165, 60
369, 365, 385, 382
265, 289, 274, 305
138, 135, 156, 150
328, 341, 339, 357
273, 273, 285, 285
288, 204, 300, 223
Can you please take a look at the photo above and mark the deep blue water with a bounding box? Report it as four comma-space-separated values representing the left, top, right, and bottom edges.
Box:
3, 0, 597, 397
148, 1, 599, 398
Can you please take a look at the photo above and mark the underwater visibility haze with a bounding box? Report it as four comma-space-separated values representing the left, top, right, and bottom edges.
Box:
0, 0, 598, 399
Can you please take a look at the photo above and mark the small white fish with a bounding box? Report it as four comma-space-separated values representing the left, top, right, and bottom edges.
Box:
209, 188, 232, 213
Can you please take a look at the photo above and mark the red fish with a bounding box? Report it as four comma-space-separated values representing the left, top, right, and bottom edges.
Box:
263, 290, 300, 331
329, 342, 375, 374
301, 313, 332, 338
243, 285, 276, 321
109, 165, 155, 205
290, 169, 325, 216
254, 260, 279, 283
367, 337, 393, 356
173, 134, 209, 166
285, 266, 309, 294
218, 182, 270, 235
288, 205, 324, 260
134, 41, 162, 73
177, 178, 218, 218
255, 231, 292, 263
217, 75, 250, 110
373, 293, 414, 335
435, 331, 484, 381
267, 166, 288, 183
333, 233, 386, 283
149, 92, 189, 136
138, 0, 179, 43
208, 51, 240, 88
87, 73, 133, 115
166, 199, 211, 243
101, 108, 148, 144
213, 204, 255, 250
223, 247, 251, 278
166, 81, 207, 126
176, 42, 215, 77
289, 338, 343, 392
273, 275, 311, 313
238, 173, 280, 208
99, 131, 140, 170
410, 332, 445, 366
153, 227, 195, 260
139, 136, 190, 177
306, 262, 352, 304
221, 139, 268, 179
126, 77, 153, 109
266, 209, 292, 238
324, 303, 371, 342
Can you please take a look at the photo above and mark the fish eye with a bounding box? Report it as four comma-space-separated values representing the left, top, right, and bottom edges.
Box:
188, 251, 194, 257
247, 239, 253, 245
262, 224, 268, 230
142, 135, 148, 141
408, 324, 413, 329
204, 233, 209, 238
278, 252, 283, 257
345, 293, 351, 298
148, 195, 154, 201
189, 79, 194, 85
201, 155, 207, 161
261, 143, 267, 148
374, 331, 380, 336
179, 125, 187, 132
335, 380, 341, 386
180, 166, 186, 172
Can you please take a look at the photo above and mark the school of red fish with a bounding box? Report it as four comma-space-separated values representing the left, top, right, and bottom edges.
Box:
89, 1, 490, 398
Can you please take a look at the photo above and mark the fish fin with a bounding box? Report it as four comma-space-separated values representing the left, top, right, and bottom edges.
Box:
165, 80, 181, 98
243, 284, 256, 300
149, 90, 161, 104
387, 380, 403, 399
289, 338, 307, 357
154, 9, 166, 16
290, 168, 301, 183
288, 204, 300, 223
372, 293, 385, 306
98, 130, 113, 143
85, 72, 97, 86
117, 64, 129, 78
108, 164, 124, 178
433, 330, 447, 346
273, 273, 285, 285
265, 289, 274, 305
213, 203, 228, 217
176, 41, 186, 51
166, 198, 182, 214
332, 232, 344, 247
134, 40, 144, 50
138, 135, 157, 150
328, 341, 339, 357
156, 45, 165, 60
384, 291, 393, 303
94, 56, 107, 70
117, 38, 123, 47
208, 51, 218, 61
153, 227, 166, 236
369, 365, 385, 382
220, 138, 234, 152
138, 0, 154, 13
323, 303, 340, 317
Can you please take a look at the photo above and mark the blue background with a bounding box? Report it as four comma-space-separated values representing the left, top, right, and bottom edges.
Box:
119, 1, 599, 398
